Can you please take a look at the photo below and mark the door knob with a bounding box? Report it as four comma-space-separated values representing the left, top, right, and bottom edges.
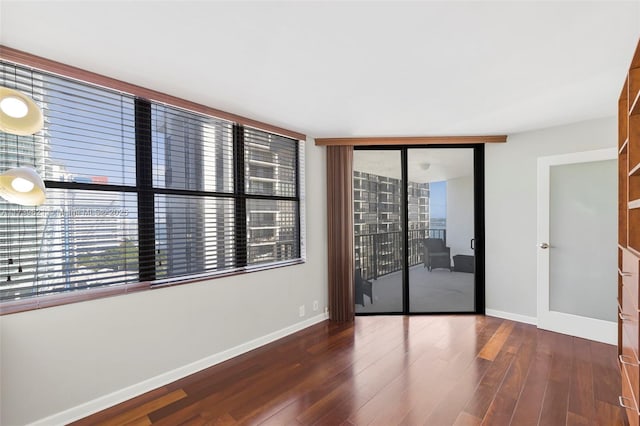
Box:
539, 242, 549, 249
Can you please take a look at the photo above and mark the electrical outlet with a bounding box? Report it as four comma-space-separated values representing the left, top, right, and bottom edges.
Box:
299, 305, 305, 317
313, 300, 319, 311
325, 306, 329, 314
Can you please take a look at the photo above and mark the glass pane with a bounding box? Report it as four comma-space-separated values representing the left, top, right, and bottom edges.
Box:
0, 190, 138, 301
408, 148, 475, 312
152, 104, 234, 193
245, 128, 297, 197
549, 159, 617, 321
0, 62, 137, 186
353, 150, 403, 313
155, 195, 235, 280
246, 199, 299, 265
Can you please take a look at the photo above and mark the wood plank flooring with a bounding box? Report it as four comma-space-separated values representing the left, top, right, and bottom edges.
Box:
72, 316, 626, 425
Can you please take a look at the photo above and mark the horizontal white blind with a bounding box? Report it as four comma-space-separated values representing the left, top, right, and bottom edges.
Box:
244, 128, 297, 197
244, 128, 300, 266
151, 104, 234, 193
246, 199, 299, 265
0, 60, 303, 303
1, 62, 137, 186
1, 62, 138, 301
154, 195, 236, 280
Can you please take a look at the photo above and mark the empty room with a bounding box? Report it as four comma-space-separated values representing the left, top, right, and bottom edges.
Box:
0, 1, 639, 425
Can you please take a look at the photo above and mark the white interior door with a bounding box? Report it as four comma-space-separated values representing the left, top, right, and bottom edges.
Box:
537, 148, 618, 344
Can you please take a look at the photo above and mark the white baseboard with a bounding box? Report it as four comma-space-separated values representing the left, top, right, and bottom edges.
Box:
485, 309, 537, 326
537, 312, 617, 345
29, 313, 329, 426
487, 309, 617, 345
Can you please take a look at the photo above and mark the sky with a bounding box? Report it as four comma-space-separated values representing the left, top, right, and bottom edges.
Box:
429, 180, 446, 219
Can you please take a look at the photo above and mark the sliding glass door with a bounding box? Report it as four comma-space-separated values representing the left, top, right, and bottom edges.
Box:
353, 149, 404, 313
353, 145, 484, 315
407, 148, 476, 312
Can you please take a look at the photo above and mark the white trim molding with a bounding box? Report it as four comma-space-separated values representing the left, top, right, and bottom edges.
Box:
536, 312, 617, 345
485, 309, 537, 326
536, 147, 617, 345
28, 313, 329, 426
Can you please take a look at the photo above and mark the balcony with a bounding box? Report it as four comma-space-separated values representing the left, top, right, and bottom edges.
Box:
354, 228, 446, 281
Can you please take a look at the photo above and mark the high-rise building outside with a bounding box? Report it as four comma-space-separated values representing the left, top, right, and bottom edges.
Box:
353, 170, 430, 280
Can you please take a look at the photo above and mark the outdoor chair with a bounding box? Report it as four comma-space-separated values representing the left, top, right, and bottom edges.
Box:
422, 238, 452, 271
355, 268, 373, 306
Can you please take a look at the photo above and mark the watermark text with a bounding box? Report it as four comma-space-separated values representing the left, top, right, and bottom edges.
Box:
0, 208, 130, 218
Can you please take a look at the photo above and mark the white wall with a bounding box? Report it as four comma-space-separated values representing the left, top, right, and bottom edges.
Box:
446, 175, 475, 259
485, 116, 617, 320
0, 138, 328, 426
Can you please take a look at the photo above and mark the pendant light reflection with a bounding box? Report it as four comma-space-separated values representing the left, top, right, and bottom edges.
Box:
1, 96, 29, 118
0, 167, 46, 206
0, 86, 47, 206
0, 86, 44, 135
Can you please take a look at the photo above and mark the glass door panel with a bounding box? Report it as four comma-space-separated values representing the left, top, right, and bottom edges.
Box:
353, 150, 403, 313
548, 159, 617, 321
408, 148, 475, 312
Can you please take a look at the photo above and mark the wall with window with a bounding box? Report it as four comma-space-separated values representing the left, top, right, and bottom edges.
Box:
0, 137, 327, 425
0, 57, 324, 425
0, 62, 307, 303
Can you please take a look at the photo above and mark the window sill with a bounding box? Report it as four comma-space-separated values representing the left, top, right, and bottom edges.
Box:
0, 259, 305, 316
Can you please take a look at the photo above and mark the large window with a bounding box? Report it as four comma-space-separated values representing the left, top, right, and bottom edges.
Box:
0, 61, 303, 303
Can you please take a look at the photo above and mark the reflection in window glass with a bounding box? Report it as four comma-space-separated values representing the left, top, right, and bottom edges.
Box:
152, 105, 234, 193
245, 128, 297, 197
155, 195, 235, 280
247, 199, 299, 265
0, 190, 138, 301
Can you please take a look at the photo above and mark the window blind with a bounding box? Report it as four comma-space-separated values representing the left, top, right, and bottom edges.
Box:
0, 60, 304, 303
154, 195, 236, 281
244, 128, 301, 266
151, 104, 234, 193
1, 62, 138, 301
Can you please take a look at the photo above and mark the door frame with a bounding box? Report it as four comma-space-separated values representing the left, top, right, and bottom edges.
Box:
536, 147, 617, 344
354, 144, 485, 315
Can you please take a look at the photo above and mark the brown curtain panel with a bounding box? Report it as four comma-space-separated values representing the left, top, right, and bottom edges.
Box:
326, 145, 355, 322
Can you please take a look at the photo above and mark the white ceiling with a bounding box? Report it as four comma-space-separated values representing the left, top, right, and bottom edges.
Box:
1, 1, 639, 139
354, 148, 474, 183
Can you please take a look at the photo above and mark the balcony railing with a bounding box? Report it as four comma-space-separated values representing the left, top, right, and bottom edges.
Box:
354, 228, 446, 281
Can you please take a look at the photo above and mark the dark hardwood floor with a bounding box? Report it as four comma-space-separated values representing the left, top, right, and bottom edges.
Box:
72, 315, 626, 425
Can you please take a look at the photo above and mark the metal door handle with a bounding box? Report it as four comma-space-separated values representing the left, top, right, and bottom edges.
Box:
539, 242, 549, 249
621, 271, 633, 277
